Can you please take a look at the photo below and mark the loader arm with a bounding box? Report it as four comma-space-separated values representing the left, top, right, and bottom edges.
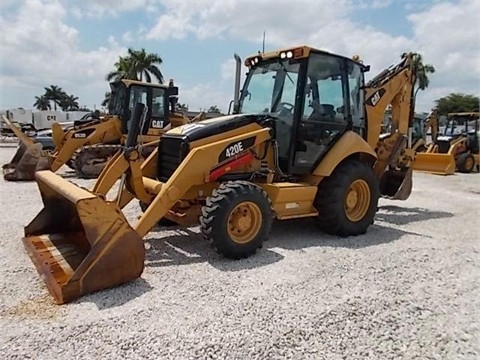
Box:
49, 117, 123, 172
122, 127, 271, 237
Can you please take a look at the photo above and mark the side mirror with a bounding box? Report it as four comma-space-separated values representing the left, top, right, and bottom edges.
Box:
167, 86, 179, 96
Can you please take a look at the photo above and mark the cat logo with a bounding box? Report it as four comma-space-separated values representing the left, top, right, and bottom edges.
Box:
152, 120, 164, 129
366, 88, 386, 107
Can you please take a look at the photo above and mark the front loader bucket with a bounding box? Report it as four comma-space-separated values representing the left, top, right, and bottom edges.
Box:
412, 152, 456, 175
23, 170, 145, 304
2, 142, 49, 181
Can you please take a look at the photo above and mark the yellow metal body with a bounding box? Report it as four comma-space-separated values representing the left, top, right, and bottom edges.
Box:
22, 46, 420, 304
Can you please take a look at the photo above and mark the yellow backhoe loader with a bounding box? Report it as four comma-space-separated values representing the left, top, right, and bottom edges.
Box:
413, 112, 479, 174
21, 46, 419, 304
410, 109, 439, 152
1, 79, 199, 181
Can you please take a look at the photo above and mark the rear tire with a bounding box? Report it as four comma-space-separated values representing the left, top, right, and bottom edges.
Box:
457, 152, 475, 173
314, 159, 379, 237
200, 181, 272, 259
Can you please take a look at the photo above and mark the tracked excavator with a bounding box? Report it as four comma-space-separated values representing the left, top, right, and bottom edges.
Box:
1, 79, 198, 181
21, 46, 419, 304
413, 112, 479, 174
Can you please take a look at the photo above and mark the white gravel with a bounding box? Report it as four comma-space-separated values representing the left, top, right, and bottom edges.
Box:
0, 145, 479, 359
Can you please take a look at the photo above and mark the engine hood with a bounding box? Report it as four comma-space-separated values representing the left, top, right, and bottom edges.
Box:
164, 113, 272, 142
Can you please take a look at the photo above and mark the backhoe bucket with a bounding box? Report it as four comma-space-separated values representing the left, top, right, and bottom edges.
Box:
412, 153, 456, 175
2, 142, 49, 181
380, 168, 413, 200
23, 170, 145, 304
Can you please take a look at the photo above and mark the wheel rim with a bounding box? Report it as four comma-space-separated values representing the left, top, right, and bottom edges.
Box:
227, 201, 262, 244
344, 179, 371, 222
465, 156, 474, 170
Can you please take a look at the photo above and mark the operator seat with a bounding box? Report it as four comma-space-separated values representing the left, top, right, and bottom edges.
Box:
307, 102, 336, 123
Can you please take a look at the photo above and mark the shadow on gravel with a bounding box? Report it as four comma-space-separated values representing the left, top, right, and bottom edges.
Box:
376, 205, 454, 226
145, 227, 284, 271
79, 278, 153, 310
142, 214, 432, 273
264, 218, 431, 251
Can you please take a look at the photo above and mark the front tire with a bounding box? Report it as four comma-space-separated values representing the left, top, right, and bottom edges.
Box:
314, 159, 379, 236
200, 181, 272, 259
457, 152, 475, 173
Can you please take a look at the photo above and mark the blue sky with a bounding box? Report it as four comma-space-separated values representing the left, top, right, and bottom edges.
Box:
0, 0, 479, 114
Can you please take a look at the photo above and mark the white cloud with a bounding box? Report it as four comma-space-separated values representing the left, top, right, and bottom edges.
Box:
407, 0, 480, 110
145, 0, 479, 112
70, 0, 153, 19
1, 0, 478, 114
176, 82, 233, 114
0, 0, 127, 109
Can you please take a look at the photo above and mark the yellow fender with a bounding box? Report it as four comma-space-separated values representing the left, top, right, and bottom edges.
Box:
312, 131, 377, 177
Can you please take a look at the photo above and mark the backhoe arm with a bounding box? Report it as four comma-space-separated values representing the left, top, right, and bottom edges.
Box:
364, 53, 416, 147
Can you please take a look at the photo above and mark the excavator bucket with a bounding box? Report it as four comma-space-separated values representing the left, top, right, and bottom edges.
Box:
380, 168, 413, 200
412, 153, 456, 175
23, 170, 145, 304
2, 142, 50, 181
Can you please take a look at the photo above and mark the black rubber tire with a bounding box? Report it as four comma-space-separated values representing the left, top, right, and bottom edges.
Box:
199, 181, 272, 259
139, 201, 177, 226
456, 152, 475, 173
314, 159, 379, 237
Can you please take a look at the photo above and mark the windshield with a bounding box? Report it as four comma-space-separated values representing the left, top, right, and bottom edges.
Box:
444, 117, 478, 136
239, 59, 300, 117
108, 81, 127, 115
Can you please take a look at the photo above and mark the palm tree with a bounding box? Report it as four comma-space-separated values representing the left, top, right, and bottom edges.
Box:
105, 48, 164, 84
106, 56, 137, 82
128, 48, 164, 83
44, 85, 66, 111
33, 95, 51, 110
412, 54, 435, 102
59, 94, 80, 111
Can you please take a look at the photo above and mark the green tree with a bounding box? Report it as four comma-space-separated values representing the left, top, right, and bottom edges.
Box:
412, 54, 435, 101
207, 105, 221, 113
59, 94, 80, 111
106, 48, 164, 83
128, 48, 164, 83
434, 93, 480, 115
33, 95, 51, 110
43, 85, 67, 111
106, 56, 137, 82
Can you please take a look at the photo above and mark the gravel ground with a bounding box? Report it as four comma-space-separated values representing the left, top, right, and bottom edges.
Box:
0, 145, 479, 359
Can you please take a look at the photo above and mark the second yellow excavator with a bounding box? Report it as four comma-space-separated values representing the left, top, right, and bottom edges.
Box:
21, 46, 420, 304
1, 79, 199, 181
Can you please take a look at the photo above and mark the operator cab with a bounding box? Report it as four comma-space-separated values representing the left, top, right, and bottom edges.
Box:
237, 46, 368, 175
108, 80, 178, 135
437, 112, 480, 153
